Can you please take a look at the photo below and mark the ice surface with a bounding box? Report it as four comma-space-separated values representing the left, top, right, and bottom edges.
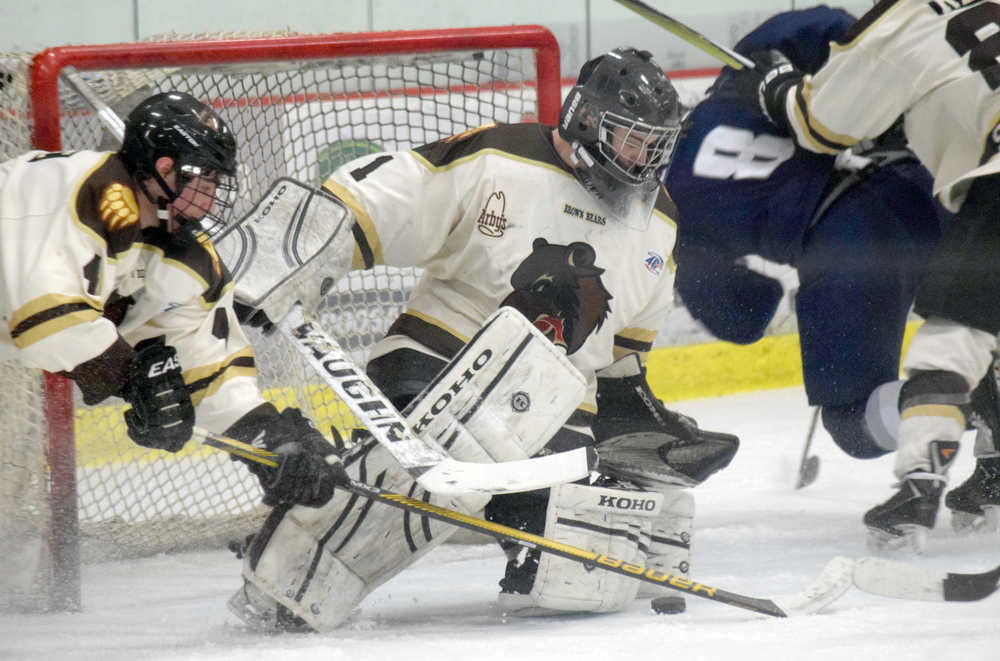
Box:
3, 387, 997, 661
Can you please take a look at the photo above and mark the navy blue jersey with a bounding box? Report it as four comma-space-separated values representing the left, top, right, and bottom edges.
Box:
665, 6, 856, 263
664, 7, 860, 343
662, 6, 944, 457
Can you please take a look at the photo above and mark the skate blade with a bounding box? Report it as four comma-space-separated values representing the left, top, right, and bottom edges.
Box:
951, 505, 1000, 535
227, 585, 278, 631
865, 524, 928, 555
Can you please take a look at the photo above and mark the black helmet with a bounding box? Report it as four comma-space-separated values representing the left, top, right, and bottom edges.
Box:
558, 48, 681, 223
120, 91, 238, 239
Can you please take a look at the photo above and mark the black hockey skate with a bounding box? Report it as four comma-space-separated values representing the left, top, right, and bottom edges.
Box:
593, 354, 739, 488
499, 546, 541, 596
945, 457, 1000, 534
227, 579, 313, 632
946, 359, 1000, 533
863, 441, 959, 553
496, 546, 570, 617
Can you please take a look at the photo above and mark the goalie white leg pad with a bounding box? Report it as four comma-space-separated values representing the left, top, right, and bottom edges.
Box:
636, 487, 694, 599
237, 440, 491, 632
406, 306, 587, 463
500, 482, 663, 616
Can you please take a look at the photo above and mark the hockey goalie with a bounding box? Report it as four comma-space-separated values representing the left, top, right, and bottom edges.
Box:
217, 46, 739, 631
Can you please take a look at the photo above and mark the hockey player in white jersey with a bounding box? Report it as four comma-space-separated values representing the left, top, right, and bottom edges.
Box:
225, 48, 739, 631
735, 0, 1000, 549
0, 91, 343, 510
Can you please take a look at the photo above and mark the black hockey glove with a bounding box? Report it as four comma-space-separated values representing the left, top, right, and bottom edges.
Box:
242, 407, 344, 508
121, 336, 195, 453
751, 50, 802, 133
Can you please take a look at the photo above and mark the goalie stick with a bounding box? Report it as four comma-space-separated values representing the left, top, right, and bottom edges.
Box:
196, 426, 854, 618
203, 428, 1000, 613
58, 67, 591, 497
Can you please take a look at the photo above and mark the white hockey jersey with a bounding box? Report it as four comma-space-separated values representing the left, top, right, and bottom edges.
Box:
0, 149, 266, 432
783, 0, 1000, 211
323, 122, 678, 416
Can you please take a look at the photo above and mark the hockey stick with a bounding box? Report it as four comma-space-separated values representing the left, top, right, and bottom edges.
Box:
796, 408, 821, 489
196, 426, 854, 618
272, 306, 590, 495
853, 557, 1000, 603
61, 66, 127, 138
612, 0, 755, 70
201, 427, 1000, 611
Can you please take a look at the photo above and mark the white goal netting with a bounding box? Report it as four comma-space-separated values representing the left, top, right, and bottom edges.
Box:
0, 26, 559, 611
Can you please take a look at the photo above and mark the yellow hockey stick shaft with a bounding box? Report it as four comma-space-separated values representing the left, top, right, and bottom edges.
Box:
613, 0, 754, 70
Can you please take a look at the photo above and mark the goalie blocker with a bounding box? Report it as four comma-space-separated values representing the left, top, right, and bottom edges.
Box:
214, 177, 354, 329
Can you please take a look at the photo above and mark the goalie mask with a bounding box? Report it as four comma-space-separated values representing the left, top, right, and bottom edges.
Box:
559, 48, 681, 228
120, 91, 238, 241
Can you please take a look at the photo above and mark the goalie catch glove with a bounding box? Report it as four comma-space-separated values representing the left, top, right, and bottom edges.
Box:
592, 354, 739, 488
228, 406, 344, 508
120, 336, 196, 453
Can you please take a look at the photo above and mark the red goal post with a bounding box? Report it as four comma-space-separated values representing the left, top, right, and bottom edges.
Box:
1, 25, 561, 613
29, 26, 562, 150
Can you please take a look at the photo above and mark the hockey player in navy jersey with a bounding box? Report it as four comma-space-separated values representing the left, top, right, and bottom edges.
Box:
735, 0, 1000, 551
664, 8, 944, 465
665, 7, 944, 462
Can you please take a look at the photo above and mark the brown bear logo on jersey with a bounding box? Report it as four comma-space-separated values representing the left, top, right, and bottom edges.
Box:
501, 238, 613, 354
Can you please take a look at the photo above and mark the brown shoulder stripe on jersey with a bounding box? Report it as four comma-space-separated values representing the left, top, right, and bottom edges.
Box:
385, 312, 466, 359
10, 301, 101, 349
413, 123, 565, 170
142, 229, 231, 304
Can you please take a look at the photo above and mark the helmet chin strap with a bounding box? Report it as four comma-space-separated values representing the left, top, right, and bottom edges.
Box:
570, 141, 596, 168
135, 170, 180, 232
156, 198, 171, 232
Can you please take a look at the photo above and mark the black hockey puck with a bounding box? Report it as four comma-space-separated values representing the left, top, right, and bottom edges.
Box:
651, 595, 686, 614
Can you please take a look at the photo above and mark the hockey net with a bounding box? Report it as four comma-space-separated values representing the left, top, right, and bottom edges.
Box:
0, 25, 560, 611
